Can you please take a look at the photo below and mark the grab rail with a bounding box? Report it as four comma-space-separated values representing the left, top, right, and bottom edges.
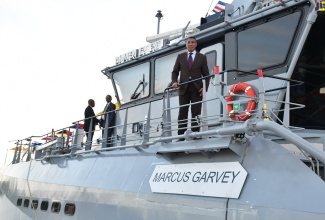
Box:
10, 67, 324, 168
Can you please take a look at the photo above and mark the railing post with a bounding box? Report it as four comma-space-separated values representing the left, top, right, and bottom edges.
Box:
121, 108, 128, 146
66, 128, 71, 147
73, 125, 79, 147
283, 80, 290, 127
162, 90, 172, 143
17, 140, 22, 164
257, 69, 266, 120
26, 139, 32, 162
85, 118, 93, 151
201, 79, 208, 132
142, 103, 151, 148
102, 112, 109, 149
12, 141, 19, 164
214, 66, 229, 122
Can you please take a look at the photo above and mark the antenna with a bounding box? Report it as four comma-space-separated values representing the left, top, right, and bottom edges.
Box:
181, 21, 191, 39
206, 0, 214, 17
155, 10, 163, 34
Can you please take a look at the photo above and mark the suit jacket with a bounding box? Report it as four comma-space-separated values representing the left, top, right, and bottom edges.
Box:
100, 102, 116, 128
171, 51, 210, 95
84, 105, 99, 132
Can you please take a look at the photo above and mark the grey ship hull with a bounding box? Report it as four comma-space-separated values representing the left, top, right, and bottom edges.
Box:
1, 136, 325, 219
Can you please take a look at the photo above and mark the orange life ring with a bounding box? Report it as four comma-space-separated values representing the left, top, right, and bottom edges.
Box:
225, 82, 256, 121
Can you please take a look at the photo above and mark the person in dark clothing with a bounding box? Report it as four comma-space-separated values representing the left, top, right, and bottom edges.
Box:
84, 99, 100, 149
100, 95, 116, 147
171, 37, 210, 141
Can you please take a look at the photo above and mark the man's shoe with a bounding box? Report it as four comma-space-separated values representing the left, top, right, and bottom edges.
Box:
176, 138, 185, 142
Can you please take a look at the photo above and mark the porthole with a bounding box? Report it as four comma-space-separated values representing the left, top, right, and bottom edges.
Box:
41, 201, 49, 211
64, 203, 75, 216
17, 198, 22, 206
23, 199, 29, 207
51, 202, 61, 213
31, 200, 38, 210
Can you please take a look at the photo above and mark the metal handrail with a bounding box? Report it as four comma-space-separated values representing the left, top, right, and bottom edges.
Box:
11, 66, 321, 166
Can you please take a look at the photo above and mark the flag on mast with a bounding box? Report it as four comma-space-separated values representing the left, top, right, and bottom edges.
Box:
212, 1, 226, 13
212, 0, 233, 13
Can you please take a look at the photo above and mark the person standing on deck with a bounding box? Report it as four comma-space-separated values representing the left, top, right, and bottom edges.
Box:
84, 99, 100, 149
100, 95, 116, 147
171, 37, 209, 141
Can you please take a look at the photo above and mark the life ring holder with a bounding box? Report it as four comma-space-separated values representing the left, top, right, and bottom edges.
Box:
225, 82, 256, 121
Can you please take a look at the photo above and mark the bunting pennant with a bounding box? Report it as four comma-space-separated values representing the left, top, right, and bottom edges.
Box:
41, 136, 58, 141
10, 146, 28, 152
56, 130, 73, 135
70, 123, 84, 129
32, 142, 42, 147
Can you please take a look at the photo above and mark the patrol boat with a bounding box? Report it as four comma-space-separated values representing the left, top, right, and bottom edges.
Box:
1, 0, 325, 219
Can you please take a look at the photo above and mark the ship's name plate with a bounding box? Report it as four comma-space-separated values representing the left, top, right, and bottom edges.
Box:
115, 39, 164, 65
149, 162, 247, 198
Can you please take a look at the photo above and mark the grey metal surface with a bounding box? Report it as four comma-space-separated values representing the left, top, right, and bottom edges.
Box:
228, 137, 325, 219
2, 136, 325, 219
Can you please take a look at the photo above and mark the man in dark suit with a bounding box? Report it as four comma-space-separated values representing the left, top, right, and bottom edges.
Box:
84, 99, 100, 149
171, 37, 209, 141
100, 95, 116, 148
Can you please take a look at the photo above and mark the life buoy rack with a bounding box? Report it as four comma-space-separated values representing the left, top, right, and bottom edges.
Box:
225, 82, 256, 121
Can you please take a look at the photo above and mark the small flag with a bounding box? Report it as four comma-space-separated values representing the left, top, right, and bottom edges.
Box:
10, 146, 28, 152
41, 136, 58, 141
70, 123, 84, 129
212, 1, 226, 13
32, 142, 42, 147
56, 130, 73, 135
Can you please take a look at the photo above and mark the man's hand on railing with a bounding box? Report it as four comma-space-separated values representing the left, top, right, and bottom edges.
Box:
172, 82, 179, 89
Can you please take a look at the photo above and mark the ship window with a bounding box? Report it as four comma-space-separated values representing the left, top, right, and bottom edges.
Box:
23, 199, 29, 207
64, 203, 76, 216
154, 50, 186, 94
290, 12, 325, 130
41, 201, 49, 211
51, 202, 61, 213
17, 198, 22, 206
31, 200, 38, 210
237, 10, 301, 71
113, 62, 150, 104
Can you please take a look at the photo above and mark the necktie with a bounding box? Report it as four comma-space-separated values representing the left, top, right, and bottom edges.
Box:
188, 52, 193, 69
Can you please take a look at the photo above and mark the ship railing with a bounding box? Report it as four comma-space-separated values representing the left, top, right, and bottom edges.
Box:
11, 67, 325, 169
163, 66, 323, 159
161, 67, 304, 129
212, 68, 325, 175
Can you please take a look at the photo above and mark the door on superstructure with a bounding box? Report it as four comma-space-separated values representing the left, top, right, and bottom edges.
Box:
200, 43, 224, 128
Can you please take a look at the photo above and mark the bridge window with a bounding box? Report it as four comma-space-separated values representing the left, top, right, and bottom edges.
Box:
154, 50, 186, 94
290, 12, 325, 129
41, 201, 49, 211
113, 62, 150, 104
237, 10, 301, 71
64, 203, 76, 216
